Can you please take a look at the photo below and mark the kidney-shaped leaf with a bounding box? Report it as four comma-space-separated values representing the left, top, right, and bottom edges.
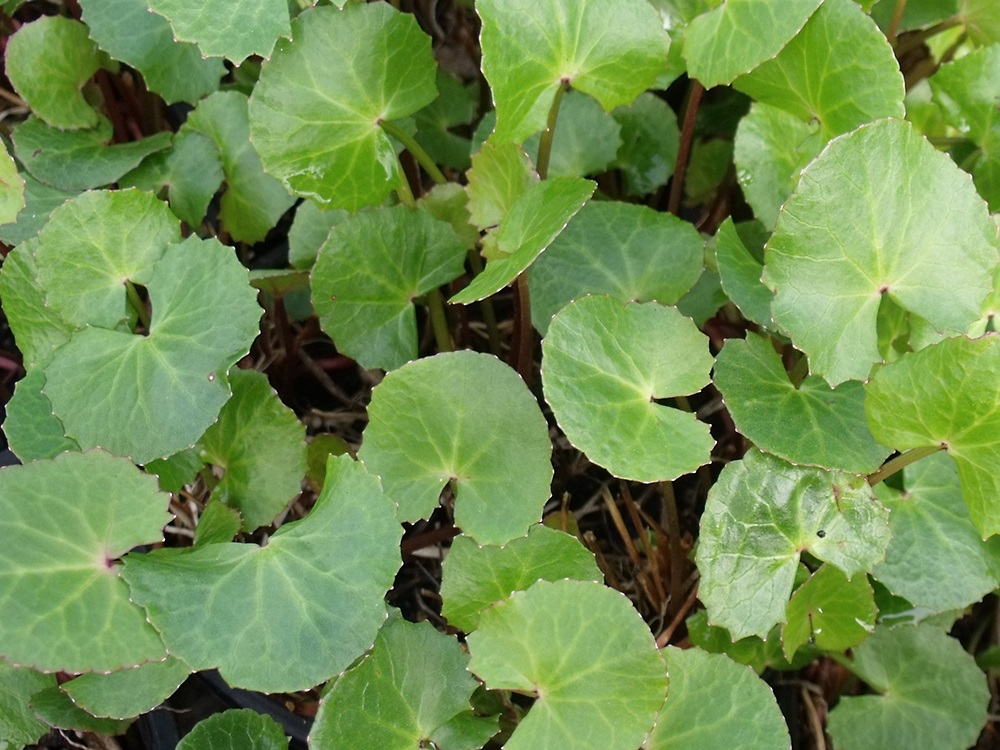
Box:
477, 0, 669, 145
177, 709, 288, 750
312, 205, 466, 371
249, 4, 437, 210
644, 647, 790, 750
866, 334, 1000, 538
763, 118, 997, 385
714, 334, 891, 473
0, 451, 169, 672
467, 580, 667, 750
43, 236, 262, 464
147, 0, 289, 64
696, 450, 890, 640
122, 456, 402, 693
542, 296, 714, 482
827, 624, 989, 750
359, 351, 552, 545
311, 613, 497, 750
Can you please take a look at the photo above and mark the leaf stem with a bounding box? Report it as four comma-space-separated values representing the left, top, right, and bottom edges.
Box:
886, 0, 908, 45
125, 280, 151, 331
536, 80, 568, 180
866, 445, 944, 486
512, 276, 535, 385
467, 249, 503, 356
394, 168, 416, 207
668, 79, 704, 216
659, 480, 688, 618
425, 288, 454, 353
379, 119, 447, 186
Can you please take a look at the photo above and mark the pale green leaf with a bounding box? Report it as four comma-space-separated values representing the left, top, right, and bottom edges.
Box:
79, 0, 223, 104
199, 369, 307, 531
147, 0, 290, 64
961, 0, 1000, 45
528, 201, 704, 335
466, 141, 538, 230
696, 450, 890, 640
0, 661, 55, 750
177, 709, 287, 750
782, 564, 876, 659
874, 452, 1000, 611
311, 205, 467, 370
311, 614, 496, 750
359, 351, 552, 545
612, 92, 680, 197
249, 4, 437, 210
468, 580, 665, 750
288, 200, 347, 270
3, 369, 79, 462
865, 334, 1000, 538
542, 296, 714, 482
683, 0, 822, 89
713, 333, 891, 473
122, 456, 401, 693
477, 0, 669, 144
713, 218, 773, 328
194, 499, 243, 547
0, 141, 24, 226
449, 177, 594, 304
43, 236, 262, 464
644, 647, 790, 750
61, 656, 190, 720
0, 451, 169, 672
0, 173, 75, 247
763, 118, 997, 385
520, 91, 623, 178
5, 16, 102, 129
417, 182, 481, 250
827, 624, 989, 750
734, 0, 905, 139
440, 525, 602, 632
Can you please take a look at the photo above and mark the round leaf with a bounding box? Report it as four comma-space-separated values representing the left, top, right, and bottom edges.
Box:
249, 4, 438, 210
865, 334, 1000, 538
467, 580, 667, 750
311, 205, 467, 370
359, 352, 552, 545
5, 16, 102, 129
198, 369, 307, 532
61, 656, 191, 720
477, 0, 669, 145
0, 451, 169, 672
177, 709, 287, 750
644, 647, 790, 750
763, 118, 997, 385
528, 201, 704, 334
696, 450, 890, 640
520, 90, 623, 178
542, 296, 714, 482
43, 236, 262, 464
713, 334, 891, 473
612, 92, 680, 197
122, 456, 402, 693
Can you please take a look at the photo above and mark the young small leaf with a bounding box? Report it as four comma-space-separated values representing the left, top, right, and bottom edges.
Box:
177, 709, 288, 750
782, 564, 876, 659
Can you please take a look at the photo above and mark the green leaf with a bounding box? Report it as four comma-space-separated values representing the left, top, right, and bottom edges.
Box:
177, 709, 288, 750
79, 0, 224, 104
61, 656, 190, 720
696, 450, 891, 640
961, 0, 1000, 45
185, 91, 294, 243
311, 205, 467, 370
713, 218, 774, 328
194, 499, 243, 546
713, 333, 891, 473
827, 624, 989, 750
440, 525, 602, 632
865, 334, 1000, 538
734, 0, 905, 139
0, 173, 75, 247
528, 201, 704, 335
521, 91, 623, 178
467, 580, 667, 750
147, 0, 290, 64
612, 92, 680, 197
3, 369, 79, 462
35, 189, 179, 330
122, 456, 401, 693
30, 686, 131, 735
5, 16, 102, 129
871, 0, 957, 31
199, 369, 307, 531
146, 447, 202, 494
477, 0, 669, 145
687, 610, 814, 674
683, 0, 822, 89
0, 141, 24, 226
288, 200, 347, 270
874, 452, 1000, 612
644, 647, 790, 750
418, 182, 481, 250
311, 613, 496, 750
13, 117, 172, 192
466, 141, 538, 230
542, 296, 714, 482
359, 351, 552, 545
0, 661, 55, 750
763, 118, 997, 386
413, 71, 478, 172
733, 102, 822, 230
782, 564, 876, 659
43, 236, 262, 465
449, 177, 595, 304
0, 451, 169, 672
249, 4, 438, 210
